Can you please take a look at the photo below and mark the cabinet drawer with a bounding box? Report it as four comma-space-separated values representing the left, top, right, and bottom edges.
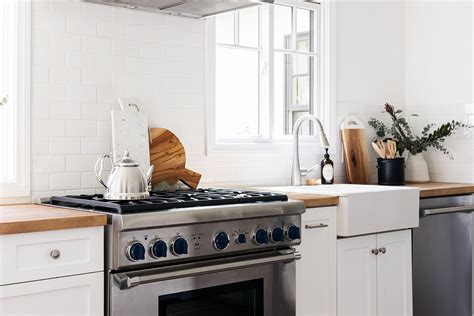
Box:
0, 272, 104, 316
0, 227, 103, 285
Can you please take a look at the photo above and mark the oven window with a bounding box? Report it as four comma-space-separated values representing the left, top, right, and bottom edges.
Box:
158, 279, 264, 316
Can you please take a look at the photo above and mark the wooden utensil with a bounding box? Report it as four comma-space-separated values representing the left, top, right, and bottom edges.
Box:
386, 140, 397, 159
149, 128, 201, 189
372, 141, 386, 159
340, 115, 370, 184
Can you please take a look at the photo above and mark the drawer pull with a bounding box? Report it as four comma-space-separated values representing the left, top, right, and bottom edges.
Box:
50, 249, 61, 260
305, 223, 328, 229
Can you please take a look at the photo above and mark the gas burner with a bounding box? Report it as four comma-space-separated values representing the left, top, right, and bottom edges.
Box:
50, 188, 288, 214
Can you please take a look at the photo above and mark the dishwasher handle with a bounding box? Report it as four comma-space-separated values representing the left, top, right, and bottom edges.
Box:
422, 205, 474, 217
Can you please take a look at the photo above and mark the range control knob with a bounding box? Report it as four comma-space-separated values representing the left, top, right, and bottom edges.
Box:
270, 226, 285, 242
286, 225, 301, 241
213, 231, 230, 251
236, 233, 247, 245
171, 237, 188, 256
254, 228, 269, 245
126, 241, 145, 262
150, 239, 167, 259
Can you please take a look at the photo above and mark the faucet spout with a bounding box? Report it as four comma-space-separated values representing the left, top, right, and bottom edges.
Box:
291, 115, 330, 186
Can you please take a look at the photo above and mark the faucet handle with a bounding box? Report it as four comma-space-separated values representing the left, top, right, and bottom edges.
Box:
301, 164, 320, 177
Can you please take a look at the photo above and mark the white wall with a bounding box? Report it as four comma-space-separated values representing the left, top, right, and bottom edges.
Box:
405, 1, 474, 182
335, 0, 405, 183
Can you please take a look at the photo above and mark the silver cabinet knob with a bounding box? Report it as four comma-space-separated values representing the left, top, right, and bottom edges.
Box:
371, 248, 379, 255
50, 249, 61, 260
379, 247, 386, 254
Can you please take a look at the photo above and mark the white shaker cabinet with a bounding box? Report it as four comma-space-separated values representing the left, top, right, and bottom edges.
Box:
337, 229, 412, 316
0, 226, 104, 316
0, 272, 104, 316
296, 206, 337, 316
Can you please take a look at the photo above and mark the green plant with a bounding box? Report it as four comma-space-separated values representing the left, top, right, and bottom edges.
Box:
368, 103, 470, 159
0, 95, 7, 107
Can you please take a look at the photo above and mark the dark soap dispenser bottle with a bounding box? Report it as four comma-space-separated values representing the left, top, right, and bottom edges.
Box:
321, 148, 334, 185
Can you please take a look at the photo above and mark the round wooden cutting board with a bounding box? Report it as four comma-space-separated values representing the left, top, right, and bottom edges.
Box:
149, 128, 201, 189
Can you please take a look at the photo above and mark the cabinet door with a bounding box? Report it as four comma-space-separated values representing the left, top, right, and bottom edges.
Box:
337, 234, 377, 316
0, 272, 104, 316
376, 230, 413, 316
296, 207, 336, 316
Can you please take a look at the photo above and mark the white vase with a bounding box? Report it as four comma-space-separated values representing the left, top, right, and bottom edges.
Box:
405, 153, 430, 183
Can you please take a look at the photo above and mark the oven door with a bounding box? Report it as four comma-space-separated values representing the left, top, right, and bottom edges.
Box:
109, 249, 298, 316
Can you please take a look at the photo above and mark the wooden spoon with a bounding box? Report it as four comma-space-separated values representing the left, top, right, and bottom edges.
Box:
386, 140, 397, 159
372, 140, 386, 159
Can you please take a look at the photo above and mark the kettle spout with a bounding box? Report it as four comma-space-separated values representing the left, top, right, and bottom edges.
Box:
146, 165, 154, 185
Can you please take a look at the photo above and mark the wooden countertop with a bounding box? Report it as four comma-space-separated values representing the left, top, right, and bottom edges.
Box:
408, 182, 474, 198
287, 193, 339, 208
0, 204, 107, 235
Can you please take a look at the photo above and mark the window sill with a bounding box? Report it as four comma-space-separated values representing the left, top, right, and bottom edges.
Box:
209, 137, 329, 154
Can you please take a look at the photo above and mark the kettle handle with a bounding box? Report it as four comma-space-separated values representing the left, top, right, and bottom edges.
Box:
95, 154, 112, 189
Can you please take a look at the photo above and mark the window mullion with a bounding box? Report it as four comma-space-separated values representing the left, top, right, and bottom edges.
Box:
234, 11, 239, 45
266, 4, 274, 140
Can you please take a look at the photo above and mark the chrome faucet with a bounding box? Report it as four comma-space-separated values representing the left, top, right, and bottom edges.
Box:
291, 115, 331, 186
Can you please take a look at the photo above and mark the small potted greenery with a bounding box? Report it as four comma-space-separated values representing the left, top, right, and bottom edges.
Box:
369, 103, 470, 182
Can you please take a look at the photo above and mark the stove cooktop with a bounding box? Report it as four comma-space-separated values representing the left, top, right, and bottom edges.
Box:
49, 188, 288, 214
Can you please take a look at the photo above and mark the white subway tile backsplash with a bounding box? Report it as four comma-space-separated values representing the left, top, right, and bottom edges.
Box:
82, 2, 113, 21
33, 47, 66, 66
33, 65, 50, 84
50, 67, 81, 85
32, 173, 50, 191
66, 51, 97, 69
112, 72, 139, 89
33, 156, 66, 173
126, 56, 155, 73
66, 155, 97, 172
32, 138, 50, 155
97, 86, 125, 103
33, 83, 66, 101
32, 13, 66, 32
81, 138, 111, 154
50, 173, 81, 190
66, 85, 97, 103
50, 102, 82, 120
66, 120, 97, 137
31, 99, 50, 120
139, 42, 164, 59
82, 35, 113, 54
50, 32, 82, 51
97, 121, 112, 137
98, 54, 126, 72
126, 24, 155, 42
50, 0, 82, 18
82, 69, 112, 87
81, 172, 102, 189
50, 138, 81, 155
66, 17, 97, 36
113, 7, 141, 24
98, 21, 126, 39
33, 120, 66, 137
113, 39, 141, 57
82, 103, 111, 121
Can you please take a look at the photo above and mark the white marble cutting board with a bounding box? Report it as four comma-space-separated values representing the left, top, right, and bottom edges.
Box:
111, 106, 150, 171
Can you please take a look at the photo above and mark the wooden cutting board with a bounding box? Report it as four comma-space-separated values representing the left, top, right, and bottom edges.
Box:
149, 128, 201, 189
341, 115, 370, 184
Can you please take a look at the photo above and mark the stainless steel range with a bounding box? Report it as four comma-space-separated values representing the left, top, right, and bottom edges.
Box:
50, 188, 305, 316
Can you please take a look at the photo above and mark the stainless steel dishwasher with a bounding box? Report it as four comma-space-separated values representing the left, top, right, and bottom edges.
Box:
413, 194, 474, 316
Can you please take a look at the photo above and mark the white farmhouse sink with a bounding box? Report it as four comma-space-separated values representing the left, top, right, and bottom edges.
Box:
259, 184, 420, 236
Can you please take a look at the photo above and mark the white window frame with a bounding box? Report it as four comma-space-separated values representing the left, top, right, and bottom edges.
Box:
0, 0, 31, 200
205, 0, 335, 153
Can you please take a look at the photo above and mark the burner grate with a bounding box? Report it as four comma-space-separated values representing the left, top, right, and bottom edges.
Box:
49, 188, 288, 214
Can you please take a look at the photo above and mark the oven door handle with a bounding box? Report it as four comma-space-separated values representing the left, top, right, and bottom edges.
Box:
113, 250, 301, 290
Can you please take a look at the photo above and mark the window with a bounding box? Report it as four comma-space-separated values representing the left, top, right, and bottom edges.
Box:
0, 0, 30, 198
209, 2, 326, 146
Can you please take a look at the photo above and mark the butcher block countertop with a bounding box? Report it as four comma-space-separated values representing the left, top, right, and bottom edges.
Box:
0, 204, 107, 235
408, 182, 474, 198
287, 194, 339, 208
